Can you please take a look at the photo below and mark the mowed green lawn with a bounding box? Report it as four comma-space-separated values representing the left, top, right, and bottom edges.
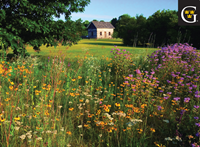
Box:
0, 38, 162, 61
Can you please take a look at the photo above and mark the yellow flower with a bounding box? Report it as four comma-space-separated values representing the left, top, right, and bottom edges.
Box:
46, 104, 51, 108
107, 129, 112, 132
22, 113, 26, 117
14, 117, 20, 121
69, 108, 74, 111
45, 112, 49, 116
150, 128, 155, 132
9, 86, 13, 90
0, 118, 5, 122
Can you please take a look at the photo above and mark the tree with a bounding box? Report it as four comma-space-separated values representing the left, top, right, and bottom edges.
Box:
81, 20, 90, 36
0, 0, 91, 58
92, 19, 98, 21
100, 20, 105, 22
110, 18, 118, 29
115, 14, 133, 39
145, 9, 180, 48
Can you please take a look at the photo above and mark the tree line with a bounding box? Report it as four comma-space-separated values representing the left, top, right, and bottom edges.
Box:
81, 10, 200, 50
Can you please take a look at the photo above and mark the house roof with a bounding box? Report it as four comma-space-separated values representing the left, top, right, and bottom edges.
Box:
87, 21, 115, 29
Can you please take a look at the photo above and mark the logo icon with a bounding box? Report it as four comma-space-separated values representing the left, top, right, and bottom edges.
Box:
178, 0, 200, 26
181, 6, 197, 23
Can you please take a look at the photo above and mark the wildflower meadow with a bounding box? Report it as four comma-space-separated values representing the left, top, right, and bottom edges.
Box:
0, 38, 200, 147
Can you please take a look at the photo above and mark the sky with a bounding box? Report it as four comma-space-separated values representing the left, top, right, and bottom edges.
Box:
52, 0, 178, 23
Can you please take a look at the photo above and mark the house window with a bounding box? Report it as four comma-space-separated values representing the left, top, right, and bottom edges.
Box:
109, 32, 111, 36
91, 32, 93, 36
100, 32, 102, 36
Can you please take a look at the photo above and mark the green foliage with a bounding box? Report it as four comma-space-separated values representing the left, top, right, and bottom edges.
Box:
0, 0, 91, 58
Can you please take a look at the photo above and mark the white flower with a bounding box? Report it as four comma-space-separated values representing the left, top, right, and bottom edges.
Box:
163, 120, 169, 123
175, 136, 182, 141
15, 107, 21, 110
78, 125, 82, 128
27, 135, 32, 139
108, 122, 114, 125
46, 130, 52, 134
126, 121, 137, 127
52, 130, 57, 134
85, 99, 89, 103
60, 127, 64, 131
165, 137, 173, 141
36, 137, 42, 141
14, 127, 20, 131
130, 119, 143, 123
19, 134, 26, 140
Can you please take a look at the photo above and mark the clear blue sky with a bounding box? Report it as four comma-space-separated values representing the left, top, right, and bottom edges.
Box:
52, 0, 178, 22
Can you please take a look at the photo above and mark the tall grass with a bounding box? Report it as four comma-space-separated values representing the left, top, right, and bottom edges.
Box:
0, 39, 200, 147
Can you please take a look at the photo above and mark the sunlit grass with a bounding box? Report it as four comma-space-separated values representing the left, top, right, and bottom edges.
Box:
0, 39, 200, 147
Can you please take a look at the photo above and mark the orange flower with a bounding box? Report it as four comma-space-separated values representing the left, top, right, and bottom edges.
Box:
66, 131, 72, 135
69, 108, 74, 111
150, 128, 155, 132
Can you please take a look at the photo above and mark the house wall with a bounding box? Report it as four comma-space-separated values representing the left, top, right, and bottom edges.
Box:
88, 28, 114, 39
88, 29, 97, 38
97, 28, 114, 39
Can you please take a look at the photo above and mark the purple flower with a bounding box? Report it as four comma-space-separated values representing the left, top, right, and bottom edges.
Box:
194, 117, 199, 120
164, 96, 169, 100
125, 81, 129, 84
114, 45, 117, 47
184, 98, 190, 103
68, 63, 71, 67
195, 123, 200, 127
194, 105, 199, 109
196, 132, 200, 137
99, 101, 102, 104
174, 97, 180, 101
129, 74, 133, 78
136, 69, 141, 75
157, 106, 162, 111
180, 110, 186, 115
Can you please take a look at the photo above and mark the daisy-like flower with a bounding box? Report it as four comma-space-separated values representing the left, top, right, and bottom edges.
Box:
19, 134, 26, 140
